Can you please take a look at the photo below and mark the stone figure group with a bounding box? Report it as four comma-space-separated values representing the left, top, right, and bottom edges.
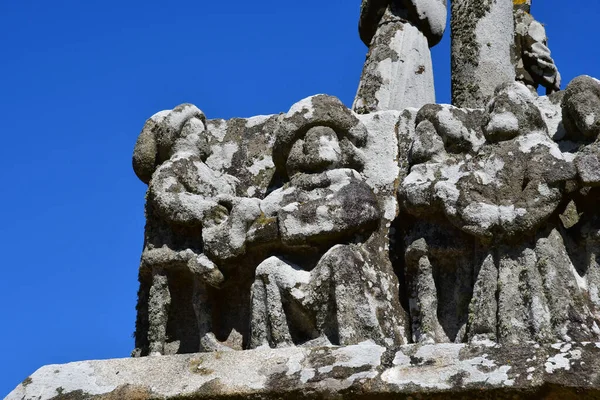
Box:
132, 95, 410, 355
131, 0, 600, 355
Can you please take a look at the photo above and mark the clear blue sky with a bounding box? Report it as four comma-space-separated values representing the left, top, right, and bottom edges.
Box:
1, 0, 598, 396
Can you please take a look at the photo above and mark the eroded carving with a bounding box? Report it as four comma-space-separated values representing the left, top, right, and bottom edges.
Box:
514, 0, 561, 94
354, 0, 447, 113
399, 80, 600, 345
128, 1, 600, 360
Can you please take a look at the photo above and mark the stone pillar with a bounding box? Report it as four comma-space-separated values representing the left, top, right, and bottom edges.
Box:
354, 1, 447, 114
451, 0, 516, 108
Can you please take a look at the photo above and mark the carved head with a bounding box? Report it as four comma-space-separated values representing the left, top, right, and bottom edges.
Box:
483, 82, 546, 143
562, 75, 600, 141
132, 104, 209, 184
273, 95, 367, 179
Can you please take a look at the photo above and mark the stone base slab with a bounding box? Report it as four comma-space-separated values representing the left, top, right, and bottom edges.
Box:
8, 342, 600, 399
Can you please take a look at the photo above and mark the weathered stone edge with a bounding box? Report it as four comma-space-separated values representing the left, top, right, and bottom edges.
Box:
8, 342, 600, 400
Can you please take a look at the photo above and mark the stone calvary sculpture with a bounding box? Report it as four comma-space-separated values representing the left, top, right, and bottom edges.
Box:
8, 1, 600, 399
132, 95, 411, 356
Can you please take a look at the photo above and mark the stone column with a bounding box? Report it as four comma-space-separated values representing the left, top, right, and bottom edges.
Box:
451, 0, 516, 108
354, 1, 447, 114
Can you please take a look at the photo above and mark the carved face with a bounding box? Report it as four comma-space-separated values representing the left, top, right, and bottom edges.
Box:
484, 94, 522, 142
483, 83, 543, 143
286, 126, 342, 176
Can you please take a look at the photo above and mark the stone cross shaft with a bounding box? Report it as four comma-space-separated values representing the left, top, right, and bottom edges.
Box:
451, 0, 516, 108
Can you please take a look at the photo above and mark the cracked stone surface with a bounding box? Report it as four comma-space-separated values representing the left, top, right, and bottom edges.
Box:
9, 342, 600, 399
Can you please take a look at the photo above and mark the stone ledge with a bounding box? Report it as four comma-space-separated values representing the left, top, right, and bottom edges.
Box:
8, 342, 600, 399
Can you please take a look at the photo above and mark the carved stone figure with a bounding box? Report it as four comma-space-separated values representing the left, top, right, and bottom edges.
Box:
514, 0, 561, 94
131, 94, 411, 355
246, 96, 407, 348
560, 76, 600, 315
132, 104, 232, 356
13, 1, 600, 398
189, 96, 410, 350
563, 75, 600, 143
132, 105, 281, 355
354, 0, 447, 114
400, 81, 600, 344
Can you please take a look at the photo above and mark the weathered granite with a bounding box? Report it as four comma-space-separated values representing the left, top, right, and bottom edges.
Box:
131, 95, 414, 356
398, 80, 600, 345
9, 0, 600, 397
451, 0, 515, 108
514, 1, 561, 95
9, 342, 600, 399
354, 0, 447, 113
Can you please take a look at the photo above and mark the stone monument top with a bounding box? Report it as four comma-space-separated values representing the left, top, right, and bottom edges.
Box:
7, 1, 600, 399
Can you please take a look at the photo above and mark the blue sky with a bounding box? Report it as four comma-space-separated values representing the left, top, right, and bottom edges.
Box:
1, 0, 598, 396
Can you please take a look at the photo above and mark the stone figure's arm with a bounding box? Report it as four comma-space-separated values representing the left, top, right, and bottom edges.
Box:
147, 165, 227, 227
401, 0, 447, 47
141, 248, 225, 288
521, 18, 561, 93
278, 171, 381, 246
202, 197, 263, 262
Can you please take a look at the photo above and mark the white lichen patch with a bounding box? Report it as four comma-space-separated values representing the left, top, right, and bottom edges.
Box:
373, 25, 435, 112
357, 111, 403, 205
245, 115, 272, 128
206, 142, 239, 170
280, 211, 335, 243
318, 134, 342, 163
412, 0, 447, 39
325, 169, 359, 192
585, 113, 596, 128
206, 119, 228, 141
462, 202, 527, 230
474, 156, 504, 186
248, 155, 275, 176
438, 107, 485, 151
7, 362, 118, 400
534, 95, 564, 140
486, 112, 519, 135
517, 132, 566, 160
149, 109, 170, 123
545, 344, 582, 373
382, 344, 514, 389
328, 343, 384, 384
287, 97, 315, 119
545, 353, 570, 373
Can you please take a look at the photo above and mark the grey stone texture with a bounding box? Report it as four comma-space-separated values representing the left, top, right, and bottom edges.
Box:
131, 95, 411, 357
10, 1, 600, 396
125, 74, 600, 360
399, 80, 600, 346
9, 342, 600, 399
451, 0, 561, 108
451, 0, 516, 108
353, 0, 447, 114
563, 75, 600, 142
514, 1, 561, 95
132, 105, 281, 355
